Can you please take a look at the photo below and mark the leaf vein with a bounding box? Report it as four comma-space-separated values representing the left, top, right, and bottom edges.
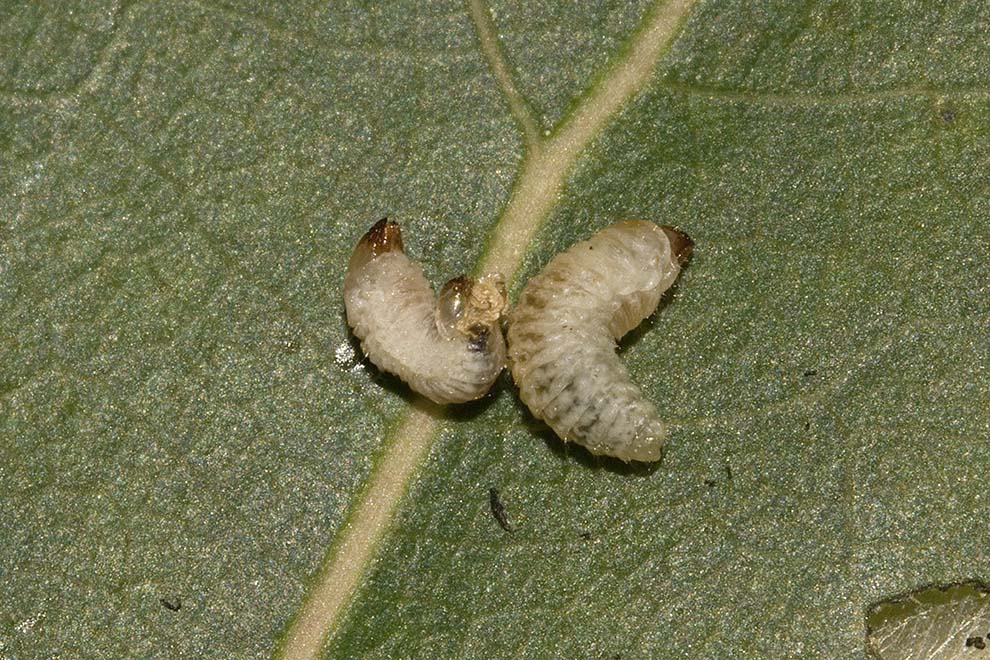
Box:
277, 2, 701, 657
660, 81, 990, 107
467, 0, 543, 150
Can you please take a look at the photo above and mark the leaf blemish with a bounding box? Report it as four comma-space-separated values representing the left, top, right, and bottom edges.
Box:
489, 487, 512, 533
937, 103, 956, 124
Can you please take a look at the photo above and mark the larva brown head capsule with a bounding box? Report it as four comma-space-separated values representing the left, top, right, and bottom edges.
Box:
348, 217, 404, 273
507, 220, 692, 463
659, 225, 694, 265
343, 219, 508, 405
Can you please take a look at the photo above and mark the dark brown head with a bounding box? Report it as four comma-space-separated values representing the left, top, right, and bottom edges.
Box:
348, 218, 404, 273
659, 225, 694, 266
361, 217, 404, 257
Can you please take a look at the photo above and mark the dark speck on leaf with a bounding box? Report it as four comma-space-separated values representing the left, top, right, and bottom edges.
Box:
489, 488, 512, 533
803, 369, 817, 377
725, 464, 733, 481
804, 421, 811, 431
160, 597, 181, 612
965, 636, 985, 649
704, 478, 716, 488
939, 104, 956, 124
579, 532, 593, 540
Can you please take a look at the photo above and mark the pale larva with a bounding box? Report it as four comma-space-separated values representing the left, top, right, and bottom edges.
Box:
343, 219, 508, 404
507, 221, 693, 462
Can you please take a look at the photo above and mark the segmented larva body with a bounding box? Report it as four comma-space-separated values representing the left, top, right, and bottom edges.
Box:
343, 219, 508, 404
507, 221, 693, 462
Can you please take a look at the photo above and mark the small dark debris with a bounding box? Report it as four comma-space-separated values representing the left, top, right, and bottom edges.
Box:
939, 105, 956, 124
803, 369, 817, 377
704, 479, 716, 488
804, 421, 811, 431
160, 597, 181, 612
579, 532, 593, 540
489, 488, 512, 533
724, 464, 733, 481
467, 328, 490, 353
965, 636, 986, 649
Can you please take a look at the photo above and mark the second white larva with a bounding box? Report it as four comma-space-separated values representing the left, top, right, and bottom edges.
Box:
344, 219, 508, 405
507, 220, 693, 462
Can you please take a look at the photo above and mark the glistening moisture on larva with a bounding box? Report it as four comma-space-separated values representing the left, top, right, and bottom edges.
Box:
343, 219, 693, 463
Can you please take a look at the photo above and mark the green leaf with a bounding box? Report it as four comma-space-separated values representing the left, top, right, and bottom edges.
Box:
866, 581, 990, 658
2, 1, 989, 659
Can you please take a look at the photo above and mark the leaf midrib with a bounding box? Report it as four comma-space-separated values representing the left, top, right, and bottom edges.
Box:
275, 1, 700, 657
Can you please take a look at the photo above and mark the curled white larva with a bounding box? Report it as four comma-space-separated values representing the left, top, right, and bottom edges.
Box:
343, 219, 508, 404
507, 220, 693, 462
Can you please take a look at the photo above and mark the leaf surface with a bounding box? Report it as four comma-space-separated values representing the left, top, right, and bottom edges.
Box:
1, 1, 989, 658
